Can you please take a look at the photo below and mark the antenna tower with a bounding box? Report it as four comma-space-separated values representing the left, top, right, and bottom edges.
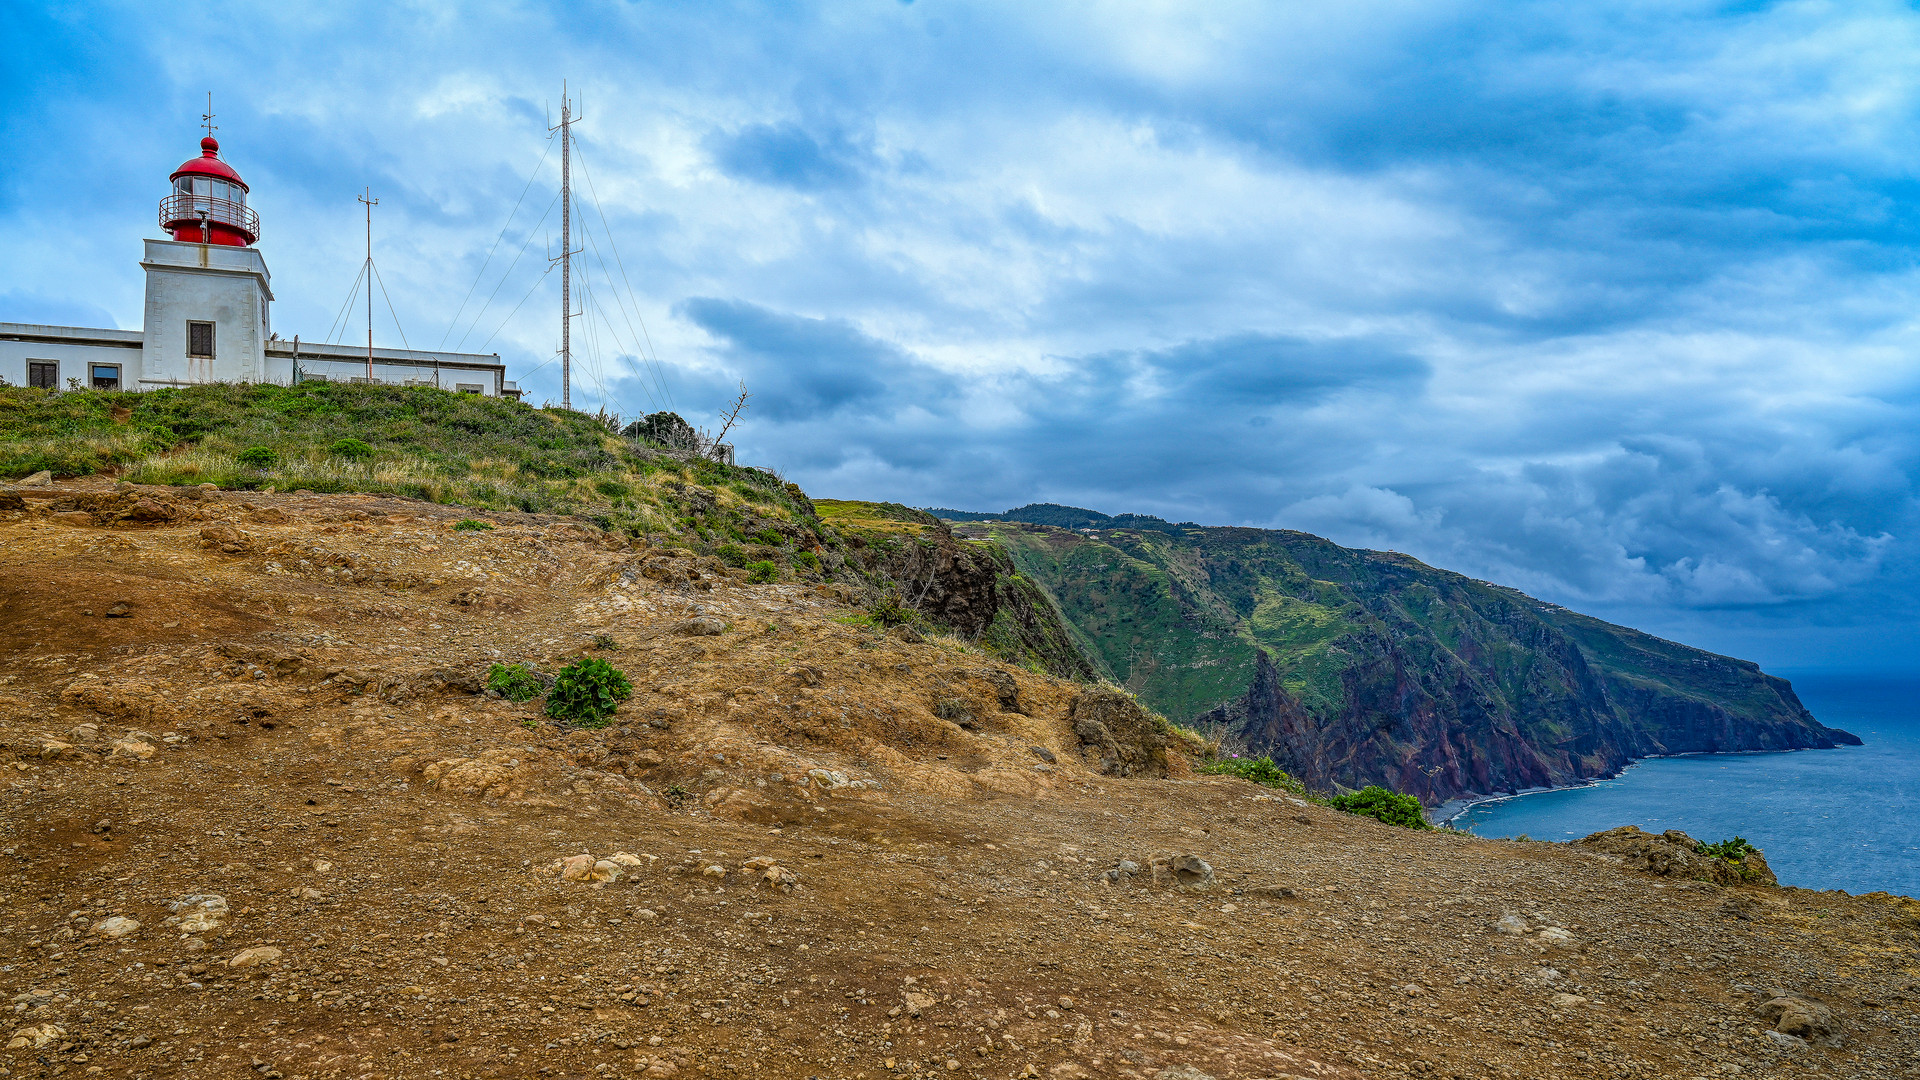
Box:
359, 188, 379, 380
548, 84, 583, 410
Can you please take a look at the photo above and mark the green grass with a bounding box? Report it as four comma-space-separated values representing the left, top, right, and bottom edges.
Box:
1198, 754, 1306, 795
0, 383, 817, 540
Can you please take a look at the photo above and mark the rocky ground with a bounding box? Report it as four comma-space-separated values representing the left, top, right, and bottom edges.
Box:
1, 479, 1916, 1080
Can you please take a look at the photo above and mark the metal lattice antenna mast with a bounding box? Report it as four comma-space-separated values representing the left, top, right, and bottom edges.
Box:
549, 83, 582, 410
359, 188, 379, 380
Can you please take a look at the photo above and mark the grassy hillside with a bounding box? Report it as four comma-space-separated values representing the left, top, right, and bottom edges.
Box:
0, 384, 1099, 679
0, 382, 816, 538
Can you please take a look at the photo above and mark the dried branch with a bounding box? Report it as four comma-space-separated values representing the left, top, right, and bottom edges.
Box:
712, 381, 751, 452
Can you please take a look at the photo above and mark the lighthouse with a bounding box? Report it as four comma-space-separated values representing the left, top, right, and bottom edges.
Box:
1, 112, 512, 397
138, 131, 275, 386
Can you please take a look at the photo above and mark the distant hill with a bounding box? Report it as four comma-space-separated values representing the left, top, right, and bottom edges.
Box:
928, 502, 1194, 533
962, 519, 1861, 804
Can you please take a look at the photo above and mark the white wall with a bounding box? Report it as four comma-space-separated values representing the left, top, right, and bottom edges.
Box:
139, 239, 272, 387
0, 325, 142, 389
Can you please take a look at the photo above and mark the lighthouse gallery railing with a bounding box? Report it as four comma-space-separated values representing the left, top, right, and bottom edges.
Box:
158, 193, 260, 241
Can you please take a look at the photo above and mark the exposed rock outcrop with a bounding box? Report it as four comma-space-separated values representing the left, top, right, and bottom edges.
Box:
1575, 826, 1778, 887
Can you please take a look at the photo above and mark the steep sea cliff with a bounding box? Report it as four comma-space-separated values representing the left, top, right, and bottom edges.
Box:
955, 514, 1858, 804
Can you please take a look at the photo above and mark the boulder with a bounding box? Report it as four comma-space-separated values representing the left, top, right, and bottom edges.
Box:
1574, 826, 1775, 886
1760, 994, 1837, 1043
674, 617, 726, 636
1069, 687, 1171, 778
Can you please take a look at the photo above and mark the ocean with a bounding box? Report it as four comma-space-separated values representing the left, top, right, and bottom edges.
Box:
1449, 672, 1920, 897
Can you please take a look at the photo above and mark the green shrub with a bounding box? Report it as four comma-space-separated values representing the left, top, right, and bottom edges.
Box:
1696, 836, 1758, 862
545, 657, 633, 728
745, 560, 780, 584
1199, 754, 1305, 794
754, 528, 784, 546
484, 662, 546, 703
1328, 785, 1431, 829
236, 446, 277, 468
453, 518, 494, 532
331, 437, 374, 461
867, 592, 914, 627
714, 542, 749, 568
791, 549, 821, 571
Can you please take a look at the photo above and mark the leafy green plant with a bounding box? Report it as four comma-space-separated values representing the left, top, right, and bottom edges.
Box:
235, 446, 277, 469
485, 662, 546, 703
591, 633, 620, 651
330, 437, 374, 461
866, 591, 915, 627
754, 528, 784, 546
453, 518, 494, 532
1696, 836, 1759, 862
1327, 785, 1431, 830
714, 542, 749, 568
545, 657, 633, 728
1199, 754, 1305, 795
790, 549, 821, 572
745, 560, 780, 584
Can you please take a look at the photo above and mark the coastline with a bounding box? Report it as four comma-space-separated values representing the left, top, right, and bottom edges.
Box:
1429, 742, 1865, 829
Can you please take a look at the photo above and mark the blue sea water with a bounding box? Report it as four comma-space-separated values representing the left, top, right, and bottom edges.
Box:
1451, 672, 1920, 897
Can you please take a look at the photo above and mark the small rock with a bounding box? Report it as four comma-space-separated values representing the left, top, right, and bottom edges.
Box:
1494, 914, 1529, 935
1170, 854, 1214, 891
634, 909, 659, 921
674, 617, 726, 636
312, 860, 332, 873
741, 856, 778, 870
590, 859, 625, 883
19, 470, 53, 487
104, 601, 133, 618
1535, 926, 1576, 946
166, 893, 229, 933
700, 864, 727, 879
1154, 1067, 1216, 1080
1029, 746, 1057, 764
559, 854, 597, 882
92, 916, 140, 939
228, 946, 283, 968
1550, 992, 1588, 1008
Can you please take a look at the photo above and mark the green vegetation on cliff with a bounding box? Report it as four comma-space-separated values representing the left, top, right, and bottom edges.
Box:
957, 516, 1859, 803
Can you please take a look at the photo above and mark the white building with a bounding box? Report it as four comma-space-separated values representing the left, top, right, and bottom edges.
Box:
1, 134, 518, 398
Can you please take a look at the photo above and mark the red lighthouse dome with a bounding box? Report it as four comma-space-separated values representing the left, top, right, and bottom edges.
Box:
160, 136, 259, 246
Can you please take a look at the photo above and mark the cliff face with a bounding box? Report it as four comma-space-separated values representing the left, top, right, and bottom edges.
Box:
816, 500, 1099, 681
964, 520, 1858, 803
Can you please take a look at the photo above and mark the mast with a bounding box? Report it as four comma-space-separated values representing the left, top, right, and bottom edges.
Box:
549, 84, 581, 410
359, 188, 378, 381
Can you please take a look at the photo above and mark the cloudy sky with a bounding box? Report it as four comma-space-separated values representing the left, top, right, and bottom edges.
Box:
6, 1, 1920, 672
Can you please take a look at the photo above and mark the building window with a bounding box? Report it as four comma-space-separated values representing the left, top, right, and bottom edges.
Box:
455, 383, 483, 394
27, 361, 57, 389
91, 365, 122, 391
187, 321, 215, 359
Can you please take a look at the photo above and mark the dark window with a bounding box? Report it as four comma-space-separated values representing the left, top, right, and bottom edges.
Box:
455, 383, 483, 394
27, 361, 57, 389
187, 321, 215, 359
91, 365, 121, 391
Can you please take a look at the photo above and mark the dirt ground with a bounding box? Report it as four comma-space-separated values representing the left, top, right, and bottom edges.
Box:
0, 480, 1915, 1080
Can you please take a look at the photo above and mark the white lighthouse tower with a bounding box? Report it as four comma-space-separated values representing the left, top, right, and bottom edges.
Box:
138, 131, 274, 387
0, 110, 513, 397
